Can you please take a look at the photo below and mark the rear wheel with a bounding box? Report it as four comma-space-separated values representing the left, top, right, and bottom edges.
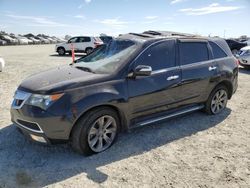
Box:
71, 107, 119, 155
204, 85, 229, 115
57, 47, 65, 56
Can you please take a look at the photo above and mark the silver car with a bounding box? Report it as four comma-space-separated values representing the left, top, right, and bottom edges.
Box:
237, 46, 250, 68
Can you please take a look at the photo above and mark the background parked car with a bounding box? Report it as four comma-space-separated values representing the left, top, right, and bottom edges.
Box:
0, 39, 7, 45
237, 46, 250, 69
15, 35, 31, 45
28, 37, 41, 44
226, 39, 247, 55
240, 39, 250, 46
9, 34, 20, 45
55, 36, 103, 55
0, 34, 17, 44
0, 56, 5, 72
37, 36, 50, 44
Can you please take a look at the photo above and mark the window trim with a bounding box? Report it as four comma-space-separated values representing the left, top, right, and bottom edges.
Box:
178, 40, 210, 66
129, 39, 177, 72
209, 41, 228, 59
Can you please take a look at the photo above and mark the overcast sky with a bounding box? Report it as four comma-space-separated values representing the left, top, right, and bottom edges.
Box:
0, 0, 249, 38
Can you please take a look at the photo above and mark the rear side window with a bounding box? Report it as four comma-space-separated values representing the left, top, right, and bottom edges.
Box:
77, 37, 91, 43
135, 40, 176, 71
179, 42, 209, 65
209, 42, 227, 59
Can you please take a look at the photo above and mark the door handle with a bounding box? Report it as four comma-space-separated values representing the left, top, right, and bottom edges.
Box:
209, 66, 217, 71
167, 75, 179, 81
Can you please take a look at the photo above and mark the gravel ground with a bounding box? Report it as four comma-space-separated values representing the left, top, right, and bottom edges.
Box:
0, 44, 250, 188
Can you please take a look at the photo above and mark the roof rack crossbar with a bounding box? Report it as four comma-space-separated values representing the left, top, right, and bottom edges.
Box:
143, 30, 162, 35
129, 33, 152, 38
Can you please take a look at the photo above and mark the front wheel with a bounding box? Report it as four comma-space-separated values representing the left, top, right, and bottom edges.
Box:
57, 47, 65, 56
71, 107, 119, 155
204, 85, 229, 115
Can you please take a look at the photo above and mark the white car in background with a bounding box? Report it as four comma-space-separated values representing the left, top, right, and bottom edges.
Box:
237, 46, 250, 69
0, 35, 18, 44
0, 56, 5, 72
37, 36, 50, 44
29, 37, 41, 44
55, 36, 103, 55
16, 35, 30, 45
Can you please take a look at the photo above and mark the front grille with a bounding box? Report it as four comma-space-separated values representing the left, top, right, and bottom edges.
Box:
16, 119, 43, 133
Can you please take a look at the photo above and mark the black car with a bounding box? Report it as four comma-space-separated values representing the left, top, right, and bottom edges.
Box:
100, 36, 113, 44
11, 32, 238, 155
226, 39, 247, 55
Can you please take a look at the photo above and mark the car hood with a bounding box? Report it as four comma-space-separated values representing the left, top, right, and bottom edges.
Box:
18, 65, 108, 94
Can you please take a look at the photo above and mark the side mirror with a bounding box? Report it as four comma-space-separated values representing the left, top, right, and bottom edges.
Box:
130, 65, 152, 78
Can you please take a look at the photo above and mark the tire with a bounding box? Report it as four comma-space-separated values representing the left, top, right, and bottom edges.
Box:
85, 47, 93, 55
57, 47, 65, 56
71, 107, 120, 156
204, 85, 229, 115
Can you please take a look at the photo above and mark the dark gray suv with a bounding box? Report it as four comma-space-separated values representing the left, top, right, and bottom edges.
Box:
11, 32, 238, 155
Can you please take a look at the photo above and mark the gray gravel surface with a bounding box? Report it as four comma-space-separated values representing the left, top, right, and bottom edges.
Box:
0, 44, 250, 187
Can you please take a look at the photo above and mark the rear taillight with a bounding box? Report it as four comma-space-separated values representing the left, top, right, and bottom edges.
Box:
94, 41, 103, 48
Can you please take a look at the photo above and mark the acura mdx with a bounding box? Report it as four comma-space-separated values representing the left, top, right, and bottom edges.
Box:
11, 32, 238, 155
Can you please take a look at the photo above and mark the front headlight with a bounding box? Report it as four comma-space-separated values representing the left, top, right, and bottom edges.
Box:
26, 93, 64, 110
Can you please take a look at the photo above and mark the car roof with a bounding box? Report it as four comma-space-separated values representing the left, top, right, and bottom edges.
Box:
117, 31, 232, 56
117, 30, 224, 43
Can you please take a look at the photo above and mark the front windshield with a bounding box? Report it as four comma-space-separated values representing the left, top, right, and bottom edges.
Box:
74, 39, 137, 74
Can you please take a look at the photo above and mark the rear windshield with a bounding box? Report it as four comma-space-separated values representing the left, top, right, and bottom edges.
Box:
74, 39, 137, 74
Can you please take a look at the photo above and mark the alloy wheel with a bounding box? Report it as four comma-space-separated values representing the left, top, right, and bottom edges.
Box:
87, 115, 117, 152
211, 89, 228, 114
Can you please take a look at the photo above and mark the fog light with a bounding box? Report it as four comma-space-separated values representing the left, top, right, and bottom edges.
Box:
30, 134, 47, 143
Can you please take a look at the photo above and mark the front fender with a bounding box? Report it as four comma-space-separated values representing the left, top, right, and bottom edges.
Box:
67, 82, 129, 131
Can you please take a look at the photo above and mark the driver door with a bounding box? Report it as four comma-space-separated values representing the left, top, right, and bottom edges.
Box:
127, 40, 182, 120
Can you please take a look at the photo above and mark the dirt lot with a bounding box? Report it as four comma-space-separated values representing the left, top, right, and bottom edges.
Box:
0, 44, 249, 188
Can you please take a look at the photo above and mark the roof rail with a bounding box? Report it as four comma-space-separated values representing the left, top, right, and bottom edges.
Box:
129, 33, 152, 38
143, 30, 162, 35
143, 30, 197, 37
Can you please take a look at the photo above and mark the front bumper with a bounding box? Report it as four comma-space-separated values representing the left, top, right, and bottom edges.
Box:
11, 105, 72, 144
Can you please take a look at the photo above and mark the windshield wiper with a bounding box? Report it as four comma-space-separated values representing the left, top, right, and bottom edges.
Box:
74, 66, 95, 73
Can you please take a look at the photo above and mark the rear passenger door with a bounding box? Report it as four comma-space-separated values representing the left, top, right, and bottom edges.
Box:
178, 40, 217, 105
128, 40, 182, 119
75, 37, 91, 52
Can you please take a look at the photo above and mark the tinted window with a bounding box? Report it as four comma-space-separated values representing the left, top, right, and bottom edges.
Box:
179, 42, 209, 65
209, 42, 227, 59
68, 37, 78, 43
77, 37, 91, 43
84, 37, 91, 42
135, 40, 176, 71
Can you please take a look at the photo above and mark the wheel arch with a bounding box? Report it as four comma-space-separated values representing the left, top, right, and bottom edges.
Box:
213, 80, 233, 99
57, 46, 65, 51
69, 104, 128, 140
